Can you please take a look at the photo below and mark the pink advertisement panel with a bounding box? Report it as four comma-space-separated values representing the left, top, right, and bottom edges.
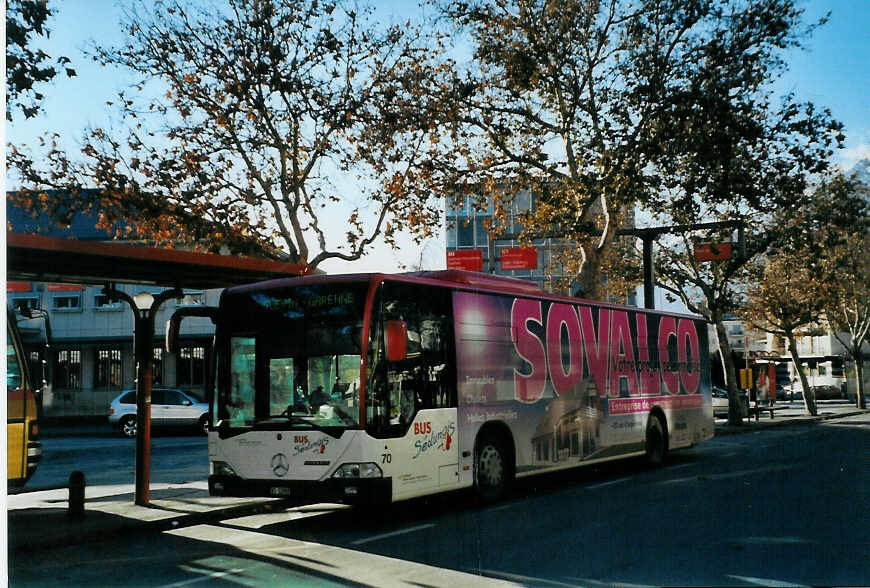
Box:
453, 291, 710, 472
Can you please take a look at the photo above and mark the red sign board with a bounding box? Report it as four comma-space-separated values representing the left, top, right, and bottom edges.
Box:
446, 249, 483, 271
500, 247, 538, 270
6, 281, 31, 293
47, 283, 84, 291
694, 242, 732, 262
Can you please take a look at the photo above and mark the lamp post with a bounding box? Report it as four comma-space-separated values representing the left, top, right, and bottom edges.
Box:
103, 286, 181, 505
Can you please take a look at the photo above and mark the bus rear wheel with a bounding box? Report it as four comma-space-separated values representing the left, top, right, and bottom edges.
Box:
645, 413, 667, 467
475, 436, 508, 502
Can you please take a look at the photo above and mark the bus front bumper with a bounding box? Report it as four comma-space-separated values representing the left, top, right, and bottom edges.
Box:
208, 475, 392, 506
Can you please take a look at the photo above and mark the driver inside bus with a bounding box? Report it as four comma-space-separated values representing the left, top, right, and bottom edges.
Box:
309, 385, 329, 411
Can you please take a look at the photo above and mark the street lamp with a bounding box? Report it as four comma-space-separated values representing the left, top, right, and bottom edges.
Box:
103, 285, 181, 505
133, 291, 155, 311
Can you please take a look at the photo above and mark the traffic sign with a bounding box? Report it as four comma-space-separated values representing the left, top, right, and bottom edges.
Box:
694, 242, 732, 262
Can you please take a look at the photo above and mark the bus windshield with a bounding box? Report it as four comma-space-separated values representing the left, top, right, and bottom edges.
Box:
217, 282, 368, 433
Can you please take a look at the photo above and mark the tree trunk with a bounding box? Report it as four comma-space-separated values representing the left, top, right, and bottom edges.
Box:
786, 334, 817, 416
715, 320, 744, 425
573, 248, 604, 301
854, 355, 866, 409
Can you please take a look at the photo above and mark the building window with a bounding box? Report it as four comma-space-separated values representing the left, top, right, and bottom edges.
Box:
94, 294, 123, 310
457, 218, 474, 247
11, 296, 40, 313
95, 349, 123, 389
178, 346, 205, 387
54, 349, 82, 389
52, 294, 81, 311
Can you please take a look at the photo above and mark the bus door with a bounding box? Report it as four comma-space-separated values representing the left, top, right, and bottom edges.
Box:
366, 282, 459, 497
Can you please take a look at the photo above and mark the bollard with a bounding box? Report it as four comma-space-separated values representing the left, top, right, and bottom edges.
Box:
68, 470, 86, 518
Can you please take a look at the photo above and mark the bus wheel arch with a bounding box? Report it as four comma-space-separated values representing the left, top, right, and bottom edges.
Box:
645, 408, 668, 467
473, 422, 515, 502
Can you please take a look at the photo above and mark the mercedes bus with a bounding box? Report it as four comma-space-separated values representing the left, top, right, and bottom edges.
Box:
169, 270, 713, 504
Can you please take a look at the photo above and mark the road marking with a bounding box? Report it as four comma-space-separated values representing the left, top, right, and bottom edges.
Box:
667, 462, 694, 470
586, 476, 632, 489
726, 574, 808, 587
351, 523, 436, 545
161, 567, 246, 587
660, 463, 793, 485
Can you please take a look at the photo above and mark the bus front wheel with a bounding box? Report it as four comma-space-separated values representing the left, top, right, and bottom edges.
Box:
475, 436, 508, 502
645, 413, 667, 466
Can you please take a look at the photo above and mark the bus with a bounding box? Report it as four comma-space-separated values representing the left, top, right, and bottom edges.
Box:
7, 307, 42, 488
170, 270, 713, 505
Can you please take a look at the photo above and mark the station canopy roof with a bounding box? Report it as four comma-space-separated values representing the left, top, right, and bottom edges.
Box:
6, 232, 311, 290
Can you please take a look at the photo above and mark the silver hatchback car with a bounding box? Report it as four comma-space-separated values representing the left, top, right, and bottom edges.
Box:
108, 388, 209, 437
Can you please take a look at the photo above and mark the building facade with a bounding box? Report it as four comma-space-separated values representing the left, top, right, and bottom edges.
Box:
445, 189, 636, 304
8, 281, 218, 418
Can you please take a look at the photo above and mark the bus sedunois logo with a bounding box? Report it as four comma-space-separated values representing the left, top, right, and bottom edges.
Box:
271, 453, 289, 477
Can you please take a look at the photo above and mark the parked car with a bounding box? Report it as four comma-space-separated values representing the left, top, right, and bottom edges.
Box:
781, 383, 801, 401
711, 386, 749, 418
809, 385, 844, 401
108, 388, 209, 437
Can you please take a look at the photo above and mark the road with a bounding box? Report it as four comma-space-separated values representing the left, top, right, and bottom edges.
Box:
24, 427, 208, 490
10, 414, 870, 587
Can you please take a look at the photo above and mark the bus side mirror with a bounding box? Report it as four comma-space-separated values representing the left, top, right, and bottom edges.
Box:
166, 306, 219, 353
385, 320, 407, 362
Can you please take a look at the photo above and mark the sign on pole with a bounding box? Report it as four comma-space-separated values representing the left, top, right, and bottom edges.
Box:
500, 247, 538, 270
693, 242, 732, 262
446, 249, 483, 272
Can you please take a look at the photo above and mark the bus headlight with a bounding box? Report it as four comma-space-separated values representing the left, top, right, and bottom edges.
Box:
332, 462, 383, 479
211, 461, 239, 477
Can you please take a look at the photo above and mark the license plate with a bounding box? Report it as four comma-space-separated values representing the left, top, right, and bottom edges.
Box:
270, 487, 292, 497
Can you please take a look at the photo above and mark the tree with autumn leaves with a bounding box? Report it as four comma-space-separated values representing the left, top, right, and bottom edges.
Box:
421, 0, 841, 306
740, 174, 870, 415
9, 0, 449, 269
6, 0, 76, 121
10, 0, 845, 293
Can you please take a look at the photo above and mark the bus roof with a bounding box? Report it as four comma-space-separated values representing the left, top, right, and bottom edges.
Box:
224, 270, 705, 321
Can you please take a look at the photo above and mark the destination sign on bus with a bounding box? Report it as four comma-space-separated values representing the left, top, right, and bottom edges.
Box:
247, 284, 366, 320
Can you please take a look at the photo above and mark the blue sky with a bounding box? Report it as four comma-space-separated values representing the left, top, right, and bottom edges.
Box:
5, 0, 869, 273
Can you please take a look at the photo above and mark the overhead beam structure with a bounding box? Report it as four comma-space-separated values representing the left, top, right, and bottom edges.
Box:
7, 232, 311, 289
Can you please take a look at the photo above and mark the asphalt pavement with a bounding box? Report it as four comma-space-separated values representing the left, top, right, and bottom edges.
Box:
7, 399, 866, 586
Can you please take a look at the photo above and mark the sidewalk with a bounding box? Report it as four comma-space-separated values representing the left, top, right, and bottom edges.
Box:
7, 401, 867, 582
713, 398, 867, 435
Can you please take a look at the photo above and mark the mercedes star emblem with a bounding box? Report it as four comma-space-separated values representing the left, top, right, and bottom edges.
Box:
271, 453, 289, 477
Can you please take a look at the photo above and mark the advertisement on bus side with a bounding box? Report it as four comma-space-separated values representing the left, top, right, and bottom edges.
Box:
453, 292, 711, 472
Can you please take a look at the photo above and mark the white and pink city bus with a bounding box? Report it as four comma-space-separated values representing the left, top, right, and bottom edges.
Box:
177, 270, 713, 504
